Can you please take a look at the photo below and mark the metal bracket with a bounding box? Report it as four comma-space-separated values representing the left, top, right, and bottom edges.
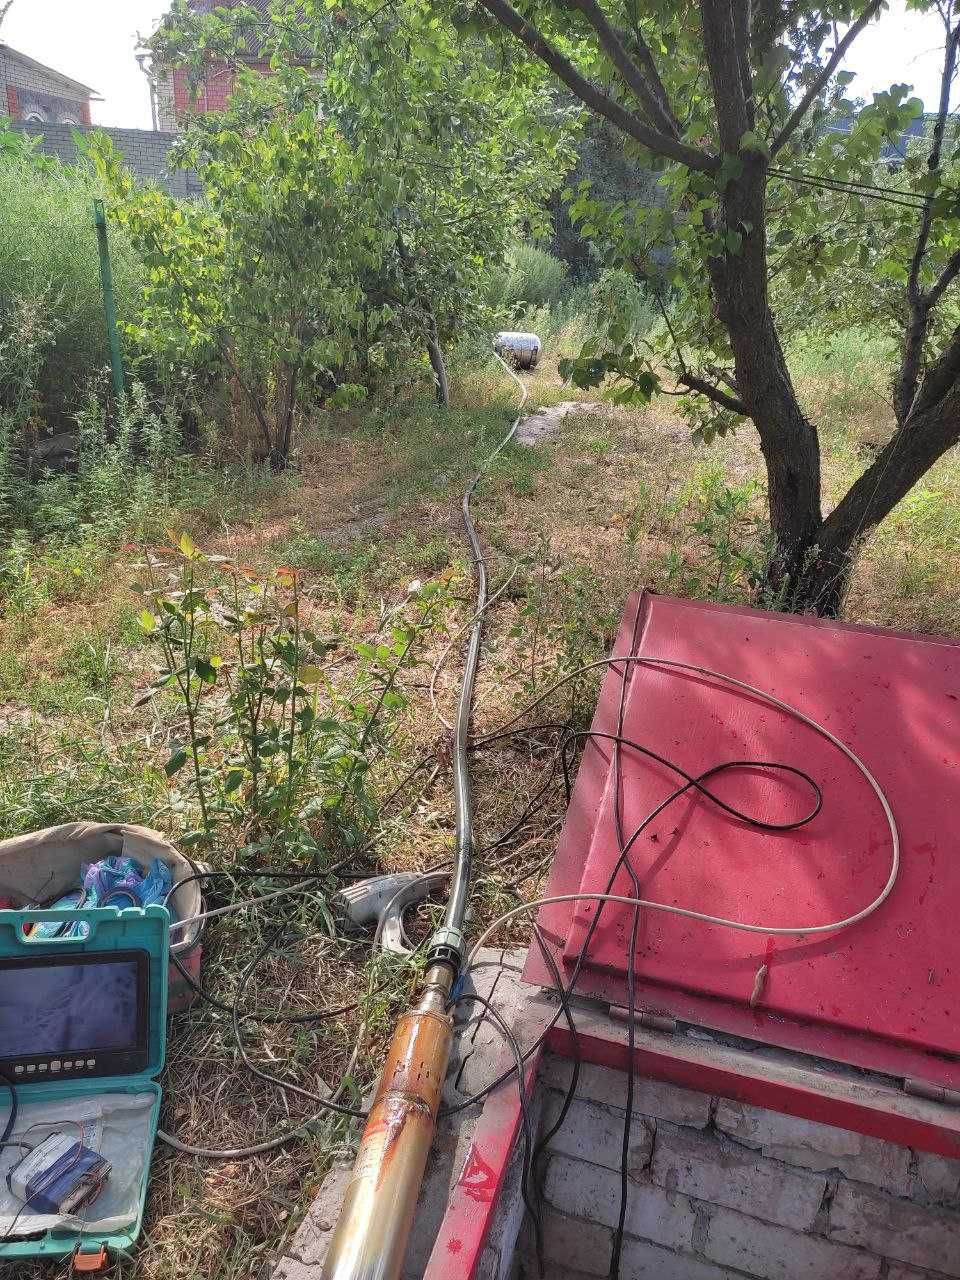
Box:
903, 1077, 960, 1107
609, 1005, 678, 1034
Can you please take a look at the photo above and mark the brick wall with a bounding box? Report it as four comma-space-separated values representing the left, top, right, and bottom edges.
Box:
497, 1055, 960, 1280
9, 121, 201, 198
170, 60, 272, 122
153, 70, 178, 133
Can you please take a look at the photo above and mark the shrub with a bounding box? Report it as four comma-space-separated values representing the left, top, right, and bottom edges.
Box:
489, 243, 573, 315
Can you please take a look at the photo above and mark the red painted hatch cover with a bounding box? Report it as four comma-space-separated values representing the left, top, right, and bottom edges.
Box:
523, 592, 960, 1088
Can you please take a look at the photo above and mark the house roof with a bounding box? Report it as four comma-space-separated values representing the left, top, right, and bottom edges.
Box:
0, 42, 98, 98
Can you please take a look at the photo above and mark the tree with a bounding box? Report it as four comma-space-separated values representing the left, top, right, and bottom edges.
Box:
149, 0, 574, 412
91, 104, 379, 469
428, 0, 960, 614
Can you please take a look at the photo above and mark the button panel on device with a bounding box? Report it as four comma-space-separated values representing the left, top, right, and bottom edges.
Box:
7, 1057, 99, 1076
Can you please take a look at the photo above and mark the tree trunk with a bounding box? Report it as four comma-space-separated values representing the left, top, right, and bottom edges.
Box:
427, 333, 450, 408
707, 158, 824, 581
792, 379, 960, 613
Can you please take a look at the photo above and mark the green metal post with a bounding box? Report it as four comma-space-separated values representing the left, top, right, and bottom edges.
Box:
93, 199, 126, 400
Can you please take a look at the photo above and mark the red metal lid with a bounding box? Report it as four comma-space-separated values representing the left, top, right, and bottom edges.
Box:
524, 592, 960, 1088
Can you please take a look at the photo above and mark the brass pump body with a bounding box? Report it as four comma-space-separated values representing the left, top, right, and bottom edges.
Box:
320, 963, 455, 1280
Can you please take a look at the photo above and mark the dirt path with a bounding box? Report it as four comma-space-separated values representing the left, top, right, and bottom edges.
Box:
515, 400, 597, 445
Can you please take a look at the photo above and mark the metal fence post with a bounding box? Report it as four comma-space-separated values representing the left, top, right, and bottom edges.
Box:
93, 199, 126, 400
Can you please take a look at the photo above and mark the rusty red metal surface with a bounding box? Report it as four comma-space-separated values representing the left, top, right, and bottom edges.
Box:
524, 592, 960, 1088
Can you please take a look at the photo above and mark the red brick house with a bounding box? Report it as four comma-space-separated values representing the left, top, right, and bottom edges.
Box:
148, 0, 278, 131
0, 42, 96, 126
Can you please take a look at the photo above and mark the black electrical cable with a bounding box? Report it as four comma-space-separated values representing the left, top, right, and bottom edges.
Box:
768, 166, 935, 211
453, 993, 543, 1264
458, 746, 821, 1280
610, 612, 642, 1280
0, 1068, 34, 1246
0, 1066, 17, 1155
456, 672, 824, 1279
165, 869, 376, 1025
770, 163, 935, 201
527, 922, 580, 1279
442, 739, 823, 1119
229, 929, 368, 1118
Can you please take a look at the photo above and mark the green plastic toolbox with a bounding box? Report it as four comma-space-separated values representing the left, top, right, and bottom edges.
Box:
0, 905, 168, 1269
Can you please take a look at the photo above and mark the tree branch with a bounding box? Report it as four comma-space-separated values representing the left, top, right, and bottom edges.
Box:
769, 0, 883, 156
910, 320, 960, 418
928, 245, 960, 308
624, 0, 682, 133
678, 371, 748, 414
699, 0, 752, 149
907, 18, 960, 306
475, 0, 718, 173
731, 0, 755, 130
896, 14, 960, 422
571, 0, 680, 138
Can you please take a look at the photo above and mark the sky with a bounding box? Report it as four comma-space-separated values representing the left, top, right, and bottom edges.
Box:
0, 0, 955, 131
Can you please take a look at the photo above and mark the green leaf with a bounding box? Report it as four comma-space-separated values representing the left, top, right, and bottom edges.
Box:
739, 130, 770, 158
179, 532, 197, 558
164, 748, 189, 777
223, 768, 245, 794
194, 658, 219, 684
138, 609, 158, 634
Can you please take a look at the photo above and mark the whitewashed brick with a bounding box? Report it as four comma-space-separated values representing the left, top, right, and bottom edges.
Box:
540, 1055, 711, 1126
914, 1151, 960, 1205
715, 1099, 912, 1195
483, 1134, 528, 1279
533, 1269, 599, 1280
829, 1178, 960, 1277
474, 1246, 500, 1280
544, 1153, 696, 1248
540, 1208, 614, 1277
651, 1123, 826, 1229
618, 1238, 738, 1279
541, 1092, 654, 1174
705, 1206, 881, 1280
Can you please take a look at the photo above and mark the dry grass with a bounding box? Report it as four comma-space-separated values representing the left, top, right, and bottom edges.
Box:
6, 332, 960, 1279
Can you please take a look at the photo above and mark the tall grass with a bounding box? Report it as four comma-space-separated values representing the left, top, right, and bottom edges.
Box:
0, 149, 141, 427
488, 242, 573, 313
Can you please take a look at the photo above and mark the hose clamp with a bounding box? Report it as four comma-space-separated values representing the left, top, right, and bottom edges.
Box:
428, 926, 466, 970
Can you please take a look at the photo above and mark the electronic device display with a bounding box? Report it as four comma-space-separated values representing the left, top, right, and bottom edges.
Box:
0, 950, 149, 1079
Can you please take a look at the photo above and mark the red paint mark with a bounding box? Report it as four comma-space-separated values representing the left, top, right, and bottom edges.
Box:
458, 1146, 497, 1203
446, 1238, 463, 1254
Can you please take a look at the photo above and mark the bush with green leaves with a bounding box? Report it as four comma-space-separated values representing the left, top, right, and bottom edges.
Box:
136, 537, 448, 857
140, 3, 575, 441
